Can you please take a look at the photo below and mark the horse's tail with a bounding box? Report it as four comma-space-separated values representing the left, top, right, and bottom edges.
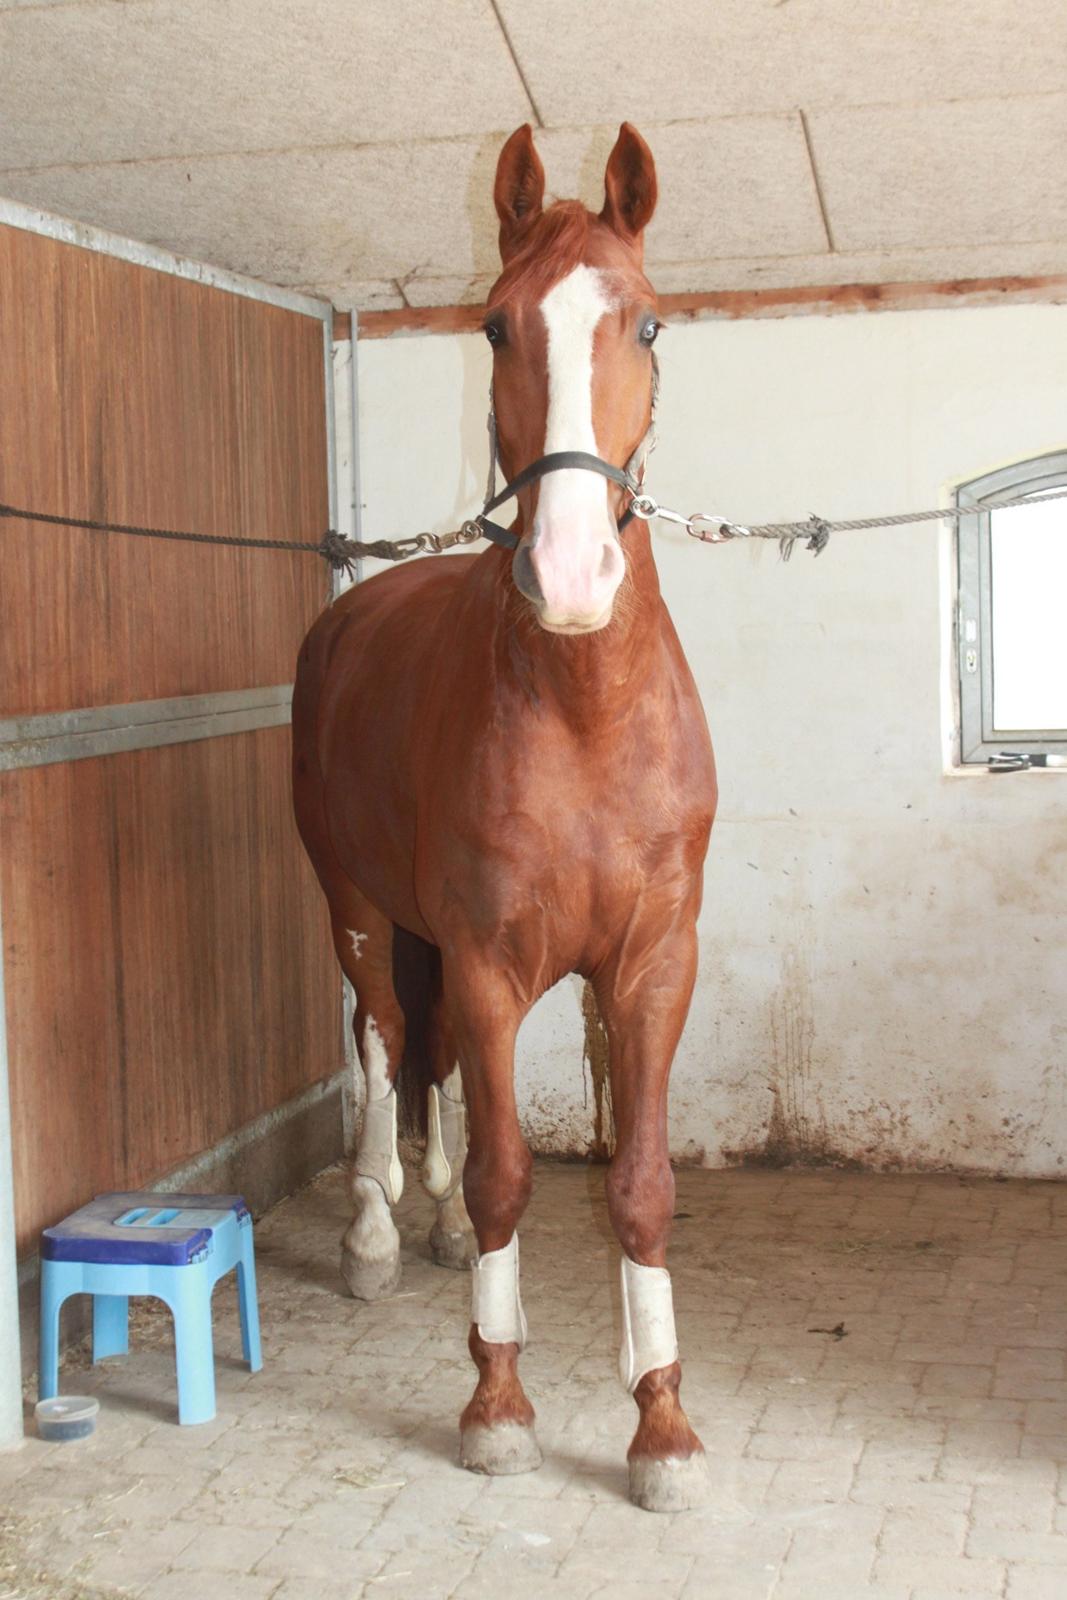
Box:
391, 925, 443, 1140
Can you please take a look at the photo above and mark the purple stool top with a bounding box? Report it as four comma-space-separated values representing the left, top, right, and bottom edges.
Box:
41, 1191, 250, 1267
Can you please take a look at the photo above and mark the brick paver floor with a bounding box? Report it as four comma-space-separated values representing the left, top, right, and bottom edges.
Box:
2, 1159, 1066, 1598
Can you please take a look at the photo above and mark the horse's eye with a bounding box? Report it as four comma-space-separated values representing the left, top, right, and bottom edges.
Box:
484, 319, 505, 348
639, 318, 660, 347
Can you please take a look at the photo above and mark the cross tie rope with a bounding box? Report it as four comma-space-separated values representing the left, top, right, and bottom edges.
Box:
2, 484, 1065, 572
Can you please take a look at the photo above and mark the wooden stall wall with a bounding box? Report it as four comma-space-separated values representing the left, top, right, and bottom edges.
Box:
0, 219, 340, 1256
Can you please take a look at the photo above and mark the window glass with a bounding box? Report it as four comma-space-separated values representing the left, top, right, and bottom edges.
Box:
990, 495, 1067, 730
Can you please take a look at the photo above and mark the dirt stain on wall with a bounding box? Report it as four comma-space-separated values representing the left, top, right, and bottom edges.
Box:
770, 942, 819, 1155
724, 935, 855, 1168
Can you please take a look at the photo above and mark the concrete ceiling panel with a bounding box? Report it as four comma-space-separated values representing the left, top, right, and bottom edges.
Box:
403, 275, 495, 309
0, 138, 505, 287
495, 0, 1067, 125
0, 116, 826, 293
649, 238, 1067, 295
809, 93, 1067, 251
0, 0, 530, 168
319, 279, 406, 312
1, 2, 1064, 307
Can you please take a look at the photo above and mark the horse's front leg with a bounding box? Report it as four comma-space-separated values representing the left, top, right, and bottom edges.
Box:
446, 963, 541, 1477
593, 918, 709, 1512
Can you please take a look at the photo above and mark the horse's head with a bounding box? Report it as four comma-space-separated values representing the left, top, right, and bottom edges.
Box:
485, 123, 659, 635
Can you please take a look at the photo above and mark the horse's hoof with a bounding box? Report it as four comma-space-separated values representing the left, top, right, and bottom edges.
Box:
430, 1222, 477, 1271
628, 1450, 710, 1513
339, 1247, 402, 1301
460, 1422, 543, 1476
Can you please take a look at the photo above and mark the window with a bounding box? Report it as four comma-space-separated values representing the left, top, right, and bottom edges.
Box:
956, 452, 1067, 765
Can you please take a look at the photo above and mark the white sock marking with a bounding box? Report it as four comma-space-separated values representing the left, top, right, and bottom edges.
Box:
440, 1062, 463, 1102
355, 1014, 403, 1202
362, 1015, 392, 1101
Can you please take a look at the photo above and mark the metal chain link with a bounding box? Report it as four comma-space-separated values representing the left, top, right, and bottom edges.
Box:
319, 521, 485, 571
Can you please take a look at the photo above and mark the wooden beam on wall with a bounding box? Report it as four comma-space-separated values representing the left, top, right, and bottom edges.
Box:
336, 274, 1067, 343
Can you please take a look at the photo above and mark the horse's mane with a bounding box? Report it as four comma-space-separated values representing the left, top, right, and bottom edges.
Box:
490, 200, 594, 307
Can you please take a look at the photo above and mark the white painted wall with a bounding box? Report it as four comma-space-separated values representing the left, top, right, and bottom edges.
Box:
355, 304, 1067, 1177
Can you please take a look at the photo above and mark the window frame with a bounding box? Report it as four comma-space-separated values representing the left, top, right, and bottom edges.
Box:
956, 450, 1067, 765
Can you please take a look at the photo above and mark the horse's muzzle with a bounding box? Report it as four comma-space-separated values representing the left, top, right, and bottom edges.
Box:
511, 529, 624, 634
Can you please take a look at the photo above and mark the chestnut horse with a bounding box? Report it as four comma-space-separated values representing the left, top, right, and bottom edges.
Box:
292, 123, 716, 1511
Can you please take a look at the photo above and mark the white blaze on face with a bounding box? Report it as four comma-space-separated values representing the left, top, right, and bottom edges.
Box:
531, 264, 626, 631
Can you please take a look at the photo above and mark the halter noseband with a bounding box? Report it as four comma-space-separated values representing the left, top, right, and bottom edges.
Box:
477, 453, 640, 551
474, 353, 659, 553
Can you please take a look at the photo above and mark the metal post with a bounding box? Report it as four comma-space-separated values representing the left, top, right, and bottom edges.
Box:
349, 309, 364, 551
331, 308, 363, 1150
0, 884, 25, 1448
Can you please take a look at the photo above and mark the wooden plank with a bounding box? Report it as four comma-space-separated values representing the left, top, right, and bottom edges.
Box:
355, 273, 1067, 339
2, 725, 337, 1255
0, 216, 339, 1258
0, 223, 329, 718
659, 274, 1067, 324
360, 303, 484, 339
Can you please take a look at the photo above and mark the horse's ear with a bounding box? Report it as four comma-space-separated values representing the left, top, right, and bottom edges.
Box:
601, 123, 657, 254
494, 124, 545, 262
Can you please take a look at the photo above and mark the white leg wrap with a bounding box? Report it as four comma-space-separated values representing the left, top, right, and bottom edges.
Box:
421, 1073, 467, 1201
471, 1233, 527, 1349
354, 1087, 404, 1205
619, 1255, 679, 1394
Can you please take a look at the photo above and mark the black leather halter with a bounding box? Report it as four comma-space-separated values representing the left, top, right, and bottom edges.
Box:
475, 451, 640, 552
473, 351, 659, 553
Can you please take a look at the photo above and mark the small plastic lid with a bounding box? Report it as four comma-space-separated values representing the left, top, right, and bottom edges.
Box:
35, 1396, 99, 1441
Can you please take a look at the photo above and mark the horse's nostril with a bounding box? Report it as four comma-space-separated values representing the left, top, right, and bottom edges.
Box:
600, 541, 621, 579
511, 543, 544, 606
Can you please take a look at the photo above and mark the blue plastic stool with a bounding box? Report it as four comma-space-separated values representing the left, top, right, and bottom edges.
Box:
39, 1191, 262, 1425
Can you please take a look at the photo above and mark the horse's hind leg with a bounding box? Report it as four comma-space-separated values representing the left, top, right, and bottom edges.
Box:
391, 930, 476, 1270
421, 991, 476, 1271
329, 897, 406, 1301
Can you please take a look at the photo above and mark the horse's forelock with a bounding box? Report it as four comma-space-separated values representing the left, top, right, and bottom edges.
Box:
490, 201, 593, 309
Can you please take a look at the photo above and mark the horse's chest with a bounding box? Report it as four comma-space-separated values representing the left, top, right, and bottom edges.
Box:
432, 721, 711, 957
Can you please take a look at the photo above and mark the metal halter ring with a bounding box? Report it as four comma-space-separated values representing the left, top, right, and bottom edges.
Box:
629, 494, 697, 535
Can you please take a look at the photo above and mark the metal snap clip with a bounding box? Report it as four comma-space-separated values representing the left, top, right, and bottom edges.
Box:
686, 514, 750, 544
